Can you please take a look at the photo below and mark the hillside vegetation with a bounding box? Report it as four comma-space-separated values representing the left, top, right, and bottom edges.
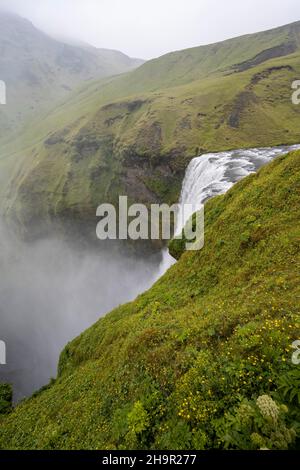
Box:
0, 150, 299, 450
1, 21, 300, 243
0, 12, 143, 134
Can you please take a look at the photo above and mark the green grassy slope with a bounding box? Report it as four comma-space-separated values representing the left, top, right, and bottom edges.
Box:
0, 12, 144, 134
0, 150, 299, 450
111, 20, 300, 90
1, 21, 300, 243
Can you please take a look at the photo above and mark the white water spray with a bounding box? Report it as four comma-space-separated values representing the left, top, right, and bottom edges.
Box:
175, 144, 300, 234
160, 144, 300, 271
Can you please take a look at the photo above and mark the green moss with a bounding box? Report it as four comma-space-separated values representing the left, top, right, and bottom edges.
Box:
0, 384, 13, 415
0, 151, 299, 449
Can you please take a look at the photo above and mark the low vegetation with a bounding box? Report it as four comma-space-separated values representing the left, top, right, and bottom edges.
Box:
0, 150, 299, 449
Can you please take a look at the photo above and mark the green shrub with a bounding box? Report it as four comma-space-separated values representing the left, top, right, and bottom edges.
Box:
217, 394, 296, 450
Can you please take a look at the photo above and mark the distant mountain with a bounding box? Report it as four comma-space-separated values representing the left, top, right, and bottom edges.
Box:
0, 12, 144, 131
1, 20, 300, 244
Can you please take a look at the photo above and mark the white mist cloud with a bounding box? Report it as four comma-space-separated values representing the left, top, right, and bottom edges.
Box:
0, 220, 165, 401
0, 0, 299, 58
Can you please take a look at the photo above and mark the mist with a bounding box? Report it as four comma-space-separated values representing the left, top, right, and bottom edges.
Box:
0, 220, 171, 401
0, 0, 299, 58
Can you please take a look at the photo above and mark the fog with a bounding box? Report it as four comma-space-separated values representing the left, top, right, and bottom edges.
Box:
0, 0, 299, 58
0, 220, 171, 401
0, 0, 298, 406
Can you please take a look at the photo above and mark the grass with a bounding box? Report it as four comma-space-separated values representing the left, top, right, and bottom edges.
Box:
0, 150, 299, 449
1, 21, 300, 244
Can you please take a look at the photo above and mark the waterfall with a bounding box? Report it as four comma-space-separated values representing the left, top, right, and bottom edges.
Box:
175, 144, 300, 234
159, 143, 300, 272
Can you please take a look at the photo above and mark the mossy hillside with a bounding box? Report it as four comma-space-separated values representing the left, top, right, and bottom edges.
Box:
0, 385, 12, 415
1, 22, 300, 241
0, 151, 299, 449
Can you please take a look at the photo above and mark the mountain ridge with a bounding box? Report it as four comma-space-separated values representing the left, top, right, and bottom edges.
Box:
0, 11, 144, 132
1, 19, 300, 249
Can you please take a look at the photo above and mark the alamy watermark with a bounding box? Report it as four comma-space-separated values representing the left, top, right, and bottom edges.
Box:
0, 340, 6, 365
0, 80, 6, 105
291, 80, 300, 105
96, 196, 204, 251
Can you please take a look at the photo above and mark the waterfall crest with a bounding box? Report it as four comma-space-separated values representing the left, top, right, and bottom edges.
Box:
175, 144, 300, 234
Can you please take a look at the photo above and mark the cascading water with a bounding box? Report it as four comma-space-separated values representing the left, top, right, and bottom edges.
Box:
160, 144, 300, 270
4, 143, 299, 400
175, 144, 300, 234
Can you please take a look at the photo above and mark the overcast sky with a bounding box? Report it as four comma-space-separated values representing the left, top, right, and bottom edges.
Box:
0, 0, 299, 59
